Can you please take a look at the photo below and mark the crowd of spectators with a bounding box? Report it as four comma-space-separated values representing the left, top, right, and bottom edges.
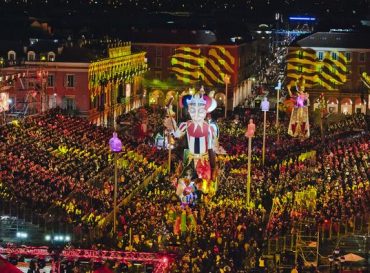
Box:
0, 103, 369, 273
108, 108, 369, 273
0, 108, 167, 237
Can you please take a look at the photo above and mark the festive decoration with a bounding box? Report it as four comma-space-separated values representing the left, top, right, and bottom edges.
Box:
109, 132, 122, 152
171, 46, 235, 86
361, 72, 370, 89
245, 119, 256, 138
174, 93, 217, 181
0, 246, 171, 273
286, 48, 348, 90
88, 45, 148, 99
261, 97, 270, 112
287, 77, 310, 139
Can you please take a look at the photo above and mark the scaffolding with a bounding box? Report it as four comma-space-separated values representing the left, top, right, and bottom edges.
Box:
0, 66, 48, 123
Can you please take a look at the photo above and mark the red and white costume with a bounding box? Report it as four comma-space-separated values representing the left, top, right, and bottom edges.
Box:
172, 93, 217, 181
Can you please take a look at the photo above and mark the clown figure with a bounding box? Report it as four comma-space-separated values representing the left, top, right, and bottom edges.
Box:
166, 93, 217, 182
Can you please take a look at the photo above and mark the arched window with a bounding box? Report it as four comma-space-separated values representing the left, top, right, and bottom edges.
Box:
48, 52, 55, 61
28, 51, 36, 61
8, 50, 16, 61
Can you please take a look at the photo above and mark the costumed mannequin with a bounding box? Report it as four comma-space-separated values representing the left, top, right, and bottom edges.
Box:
165, 92, 217, 182
287, 77, 310, 139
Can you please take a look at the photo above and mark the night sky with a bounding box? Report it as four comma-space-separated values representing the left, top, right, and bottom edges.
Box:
0, 0, 369, 16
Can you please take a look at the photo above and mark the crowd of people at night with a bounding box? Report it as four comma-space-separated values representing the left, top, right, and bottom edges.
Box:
0, 108, 167, 236
106, 107, 368, 273
0, 101, 369, 273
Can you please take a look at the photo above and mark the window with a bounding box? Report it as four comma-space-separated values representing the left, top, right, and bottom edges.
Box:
331, 52, 338, 60
65, 97, 75, 110
66, 74, 75, 87
47, 75, 54, 87
359, 52, 365, 62
28, 51, 36, 61
8, 51, 16, 61
155, 57, 162, 68
345, 52, 351, 62
317, 51, 324, 61
48, 52, 55, 61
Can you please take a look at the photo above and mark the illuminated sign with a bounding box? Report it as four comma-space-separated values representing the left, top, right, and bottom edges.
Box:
289, 17, 316, 21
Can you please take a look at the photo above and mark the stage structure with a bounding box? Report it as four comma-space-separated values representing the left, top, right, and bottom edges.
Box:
0, 246, 172, 273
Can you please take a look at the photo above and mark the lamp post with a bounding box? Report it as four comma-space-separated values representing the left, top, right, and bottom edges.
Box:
167, 134, 175, 173
261, 97, 270, 165
109, 132, 122, 234
275, 80, 282, 141
224, 74, 230, 118
176, 92, 179, 123
245, 119, 255, 207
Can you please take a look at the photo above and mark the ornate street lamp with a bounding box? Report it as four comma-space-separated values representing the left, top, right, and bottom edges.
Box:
109, 132, 122, 234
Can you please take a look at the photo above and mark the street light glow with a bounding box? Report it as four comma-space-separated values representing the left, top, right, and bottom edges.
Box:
16, 232, 28, 238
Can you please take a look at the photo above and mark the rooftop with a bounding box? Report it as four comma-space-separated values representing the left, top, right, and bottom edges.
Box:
291, 31, 370, 49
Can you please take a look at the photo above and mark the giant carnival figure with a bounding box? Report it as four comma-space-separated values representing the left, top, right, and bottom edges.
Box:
164, 92, 218, 182
287, 77, 310, 139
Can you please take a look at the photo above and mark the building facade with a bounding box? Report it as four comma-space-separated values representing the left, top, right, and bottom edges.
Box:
286, 31, 370, 115
133, 40, 255, 111
0, 41, 148, 125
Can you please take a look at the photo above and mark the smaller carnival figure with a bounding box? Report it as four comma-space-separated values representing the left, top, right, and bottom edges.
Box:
287, 77, 310, 139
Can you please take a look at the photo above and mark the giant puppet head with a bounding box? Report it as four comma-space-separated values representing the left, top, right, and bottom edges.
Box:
182, 93, 217, 125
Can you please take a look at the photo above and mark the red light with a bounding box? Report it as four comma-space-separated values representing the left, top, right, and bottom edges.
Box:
162, 257, 168, 263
